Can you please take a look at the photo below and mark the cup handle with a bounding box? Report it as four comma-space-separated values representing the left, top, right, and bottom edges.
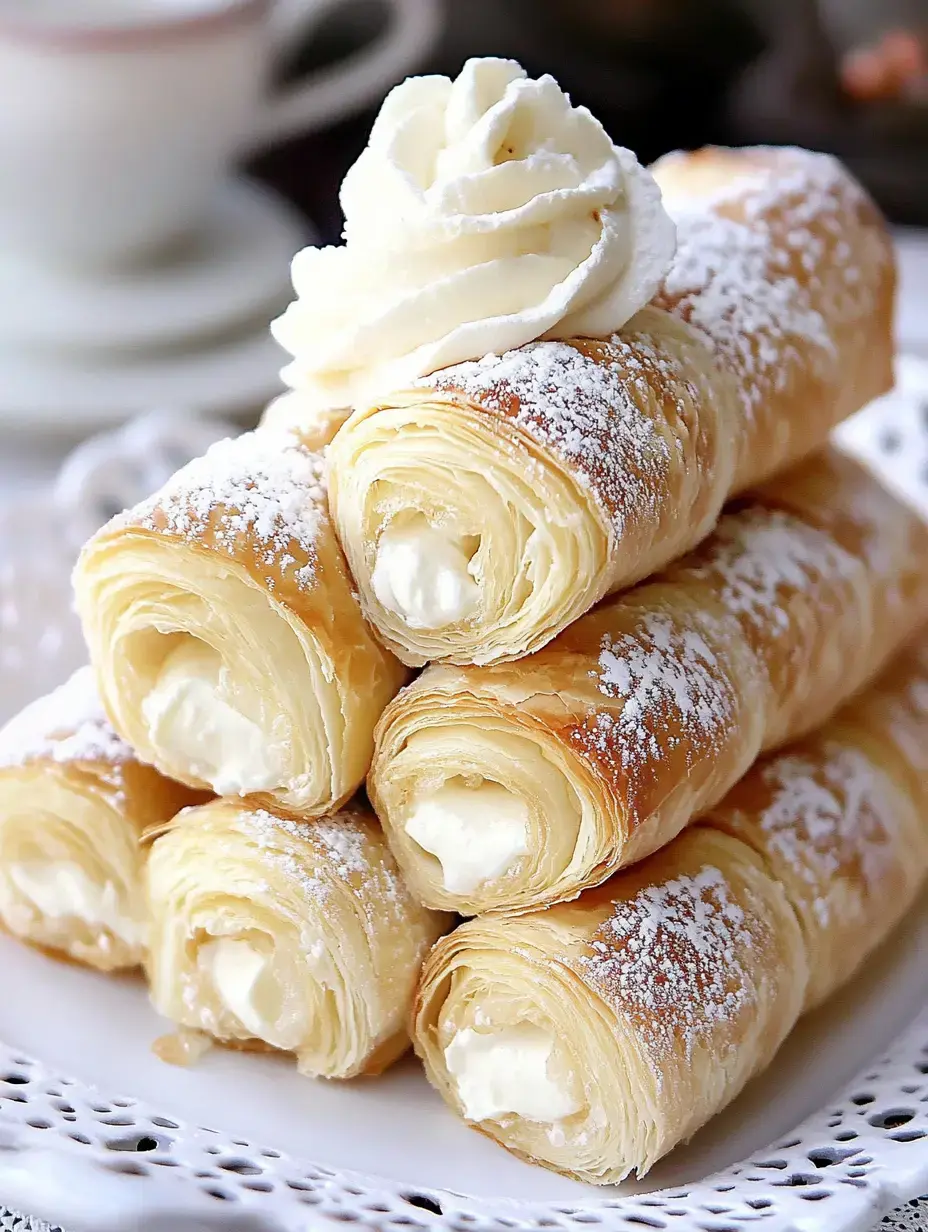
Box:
244, 0, 439, 152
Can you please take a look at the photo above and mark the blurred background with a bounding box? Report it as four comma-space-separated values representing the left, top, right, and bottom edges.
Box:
1, 0, 927, 494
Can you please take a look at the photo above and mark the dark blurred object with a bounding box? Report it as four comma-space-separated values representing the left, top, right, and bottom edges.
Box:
248, 0, 928, 242
728, 0, 928, 224
438, 0, 764, 164
249, 0, 397, 244
248, 0, 762, 242
841, 29, 928, 103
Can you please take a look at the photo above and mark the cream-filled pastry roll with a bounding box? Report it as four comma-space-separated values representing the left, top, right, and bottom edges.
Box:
147, 798, 450, 1079
370, 450, 928, 914
328, 146, 895, 665
414, 827, 806, 1183
73, 431, 407, 818
0, 668, 196, 971
413, 639, 928, 1183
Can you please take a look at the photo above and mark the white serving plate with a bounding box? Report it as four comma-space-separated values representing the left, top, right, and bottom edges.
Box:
2, 380, 928, 1232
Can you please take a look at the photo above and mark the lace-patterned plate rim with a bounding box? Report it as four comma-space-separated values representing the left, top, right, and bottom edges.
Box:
2, 376, 928, 1231
0, 1002, 927, 1232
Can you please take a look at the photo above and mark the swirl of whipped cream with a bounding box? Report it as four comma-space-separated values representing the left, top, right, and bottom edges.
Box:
270, 57, 676, 415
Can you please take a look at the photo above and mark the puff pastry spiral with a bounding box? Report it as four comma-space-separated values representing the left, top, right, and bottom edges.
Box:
147, 797, 450, 1078
0, 668, 195, 971
74, 431, 407, 818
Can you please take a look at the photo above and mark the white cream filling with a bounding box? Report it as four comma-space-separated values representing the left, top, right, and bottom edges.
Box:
142, 642, 286, 796
445, 1025, 581, 1123
201, 937, 283, 1040
8, 862, 143, 947
371, 521, 479, 630
404, 782, 529, 894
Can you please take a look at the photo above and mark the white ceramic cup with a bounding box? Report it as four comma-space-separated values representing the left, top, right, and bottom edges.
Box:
0, 0, 438, 269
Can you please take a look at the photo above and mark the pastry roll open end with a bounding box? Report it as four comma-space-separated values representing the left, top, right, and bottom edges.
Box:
0, 668, 195, 971
73, 430, 407, 817
146, 798, 451, 1079
413, 828, 805, 1183
328, 314, 728, 667
371, 595, 765, 915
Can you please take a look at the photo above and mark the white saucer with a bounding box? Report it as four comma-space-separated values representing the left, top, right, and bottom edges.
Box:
0, 179, 311, 354
894, 228, 928, 358
0, 323, 287, 429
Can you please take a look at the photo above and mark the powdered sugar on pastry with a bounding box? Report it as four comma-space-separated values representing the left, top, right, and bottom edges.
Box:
233, 805, 410, 921
115, 432, 326, 590
880, 660, 928, 777
821, 458, 923, 592
747, 745, 895, 927
428, 338, 676, 538
579, 864, 755, 1059
579, 609, 737, 771
0, 666, 131, 771
659, 211, 831, 419
656, 148, 879, 424
689, 508, 859, 632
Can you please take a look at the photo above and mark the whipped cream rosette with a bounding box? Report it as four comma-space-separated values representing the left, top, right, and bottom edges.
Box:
268, 56, 674, 425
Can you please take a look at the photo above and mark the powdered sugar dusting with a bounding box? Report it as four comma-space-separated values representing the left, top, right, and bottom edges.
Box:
236, 805, 406, 913
0, 666, 132, 771
235, 807, 328, 905
659, 212, 831, 421
689, 507, 859, 632
657, 150, 871, 425
425, 338, 674, 537
874, 654, 928, 779
825, 459, 921, 590
579, 864, 755, 1059
578, 610, 736, 771
748, 745, 895, 928
117, 431, 326, 591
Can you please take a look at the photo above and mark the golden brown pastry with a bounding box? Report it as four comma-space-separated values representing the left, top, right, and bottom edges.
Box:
708, 637, 928, 1009
0, 668, 196, 971
327, 146, 895, 666
73, 430, 407, 819
413, 637, 928, 1183
370, 450, 928, 914
414, 827, 806, 1184
146, 797, 450, 1078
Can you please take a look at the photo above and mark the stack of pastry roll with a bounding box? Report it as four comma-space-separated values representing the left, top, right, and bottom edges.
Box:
4, 52, 918, 1170
0, 668, 197, 971
413, 636, 928, 1183
326, 145, 895, 666
371, 449, 928, 913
